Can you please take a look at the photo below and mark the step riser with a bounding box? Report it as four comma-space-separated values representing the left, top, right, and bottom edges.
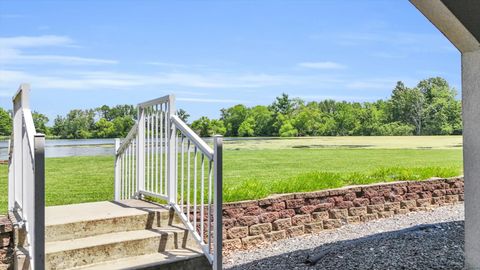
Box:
46, 211, 184, 242
137, 255, 211, 270
46, 231, 197, 270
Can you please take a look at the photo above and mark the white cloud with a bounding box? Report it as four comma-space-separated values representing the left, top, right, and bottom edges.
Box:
146, 62, 189, 68
0, 35, 117, 65
0, 69, 346, 95
345, 78, 411, 90
0, 35, 73, 48
298, 61, 346, 70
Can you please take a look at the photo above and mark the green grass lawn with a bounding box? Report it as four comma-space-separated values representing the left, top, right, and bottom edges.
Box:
0, 136, 463, 214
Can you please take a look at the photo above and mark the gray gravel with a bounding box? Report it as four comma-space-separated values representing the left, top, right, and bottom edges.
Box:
225, 203, 464, 270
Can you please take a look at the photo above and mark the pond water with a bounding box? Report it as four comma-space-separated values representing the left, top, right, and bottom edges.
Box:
0, 139, 116, 160
0, 137, 270, 160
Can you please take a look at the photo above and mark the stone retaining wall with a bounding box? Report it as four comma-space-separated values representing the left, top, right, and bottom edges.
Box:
222, 177, 464, 251
0, 216, 13, 270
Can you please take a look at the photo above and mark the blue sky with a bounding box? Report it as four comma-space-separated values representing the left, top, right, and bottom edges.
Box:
0, 0, 460, 121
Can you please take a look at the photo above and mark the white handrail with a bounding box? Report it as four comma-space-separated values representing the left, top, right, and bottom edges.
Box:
114, 94, 223, 270
171, 114, 214, 160
9, 84, 45, 270
116, 122, 138, 155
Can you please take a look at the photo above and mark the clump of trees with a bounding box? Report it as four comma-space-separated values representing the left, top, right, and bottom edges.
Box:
0, 105, 138, 139
189, 77, 462, 137
0, 77, 462, 139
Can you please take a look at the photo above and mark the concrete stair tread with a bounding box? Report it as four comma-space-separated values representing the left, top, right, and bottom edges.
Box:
46, 200, 169, 226
70, 249, 207, 270
46, 226, 188, 254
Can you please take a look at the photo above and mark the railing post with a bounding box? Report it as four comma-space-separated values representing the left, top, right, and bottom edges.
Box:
33, 134, 45, 270
213, 135, 223, 270
137, 107, 145, 198
167, 95, 177, 205
114, 139, 121, 201
12, 84, 30, 212
8, 139, 14, 210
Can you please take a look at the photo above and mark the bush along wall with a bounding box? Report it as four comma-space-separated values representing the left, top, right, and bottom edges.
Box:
221, 177, 464, 251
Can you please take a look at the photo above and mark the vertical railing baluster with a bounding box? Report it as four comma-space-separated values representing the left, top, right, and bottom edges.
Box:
122, 152, 126, 199
160, 104, 164, 194
187, 140, 191, 222
201, 153, 205, 240
114, 139, 121, 201
169, 96, 177, 203
150, 107, 155, 192
137, 107, 145, 197
174, 132, 180, 203
155, 105, 159, 194
165, 101, 169, 197
131, 141, 137, 194
130, 144, 134, 197
181, 135, 185, 210
207, 159, 213, 251
120, 153, 123, 200
127, 144, 131, 198
145, 109, 149, 192
193, 146, 198, 232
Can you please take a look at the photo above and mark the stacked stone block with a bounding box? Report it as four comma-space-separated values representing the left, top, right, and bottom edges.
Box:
222, 177, 464, 251
0, 216, 12, 270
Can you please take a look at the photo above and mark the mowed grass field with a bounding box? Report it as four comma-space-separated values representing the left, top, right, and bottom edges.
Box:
0, 136, 463, 214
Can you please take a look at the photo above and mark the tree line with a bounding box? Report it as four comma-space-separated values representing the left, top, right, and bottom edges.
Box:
0, 77, 462, 139
191, 77, 461, 137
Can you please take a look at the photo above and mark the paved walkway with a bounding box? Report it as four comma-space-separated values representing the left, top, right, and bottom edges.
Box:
225, 203, 464, 270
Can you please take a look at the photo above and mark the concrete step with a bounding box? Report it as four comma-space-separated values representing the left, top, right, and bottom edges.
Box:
46, 200, 183, 242
71, 249, 211, 270
45, 226, 197, 270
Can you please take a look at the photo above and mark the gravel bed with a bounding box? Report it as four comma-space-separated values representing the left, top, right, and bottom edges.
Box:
225, 203, 464, 270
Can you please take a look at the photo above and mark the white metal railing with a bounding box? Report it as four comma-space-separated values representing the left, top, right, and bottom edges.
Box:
114, 95, 223, 270
8, 84, 45, 270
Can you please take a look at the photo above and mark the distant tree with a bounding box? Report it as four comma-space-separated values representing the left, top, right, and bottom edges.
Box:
418, 78, 461, 135
270, 93, 294, 116
390, 82, 425, 135
32, 111, 50, 135
377, 122, 415, 136
52, 109, 95, 139
0, 108, 12, 136
238, 117, 255, 137
247, 106, 274, 136
191, 117, 226, 137
292, 104, 322, 136
94, 118, 116, 138
191, 116, 211, 137
210, 119, 227, 136
177, 109, 190, 123
112, 116, 135, 137
279, 121, 298, 137
96, 105, 137, 121
220, 104, 248, 136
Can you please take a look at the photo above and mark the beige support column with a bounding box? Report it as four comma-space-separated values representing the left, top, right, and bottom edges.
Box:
463, 49, 480, 270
